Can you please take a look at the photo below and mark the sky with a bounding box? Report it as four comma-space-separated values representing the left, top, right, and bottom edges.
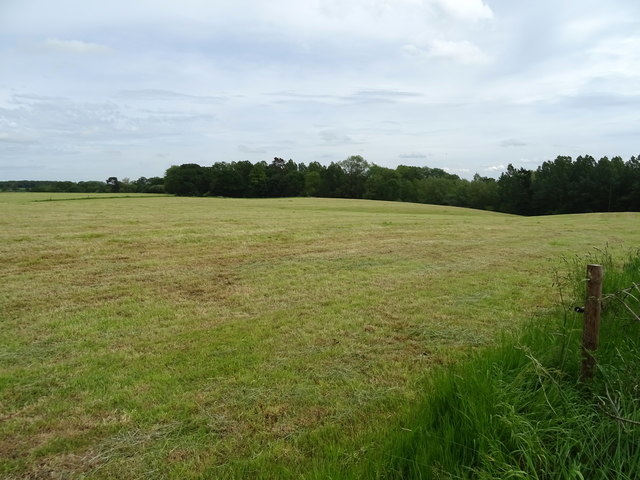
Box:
1, 0, 639, 181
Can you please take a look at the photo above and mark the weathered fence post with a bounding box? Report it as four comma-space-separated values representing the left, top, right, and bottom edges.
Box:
581, 264, 603, 381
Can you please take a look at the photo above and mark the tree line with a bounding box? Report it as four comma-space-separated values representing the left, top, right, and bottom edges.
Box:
498, 155, 640, 215
0, 176, 165, 194
163, 154, 640, 215
164, 156, 500, 210
3, 154, 639, 215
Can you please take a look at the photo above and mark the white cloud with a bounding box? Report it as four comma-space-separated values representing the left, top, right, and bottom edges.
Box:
431, 0, 493, 22
427, 39, 489, 64
587, 36, 640, 80
40, 38, 114, 55
563, 16, 614, 42
485, 164, 505, 172
403, 39, 489, 64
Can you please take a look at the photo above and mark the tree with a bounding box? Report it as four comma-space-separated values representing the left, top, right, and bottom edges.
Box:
320, 162, 346, 197
279, 159, 305, 197
417, 177, 462, 206
119, 177, 136, 193
304, 171, 322, 196
564, 155, 598, 213
210, 162, 245, 197
304, 162, 326, 196
78, 181, 109, 193
143, 177, 165, 193
625, 156, 640, 211
339, 155, 370, 198
595, 156, 626, 212
497, 164, 533, 215
364, 166, 400, 201
265, 157, 287, 197
531, 156, 573, 214
164, 164, 212, 196
134, 177, 149, 193
106, 176, 120, 193
467, 174, 499, 211
248, 161, 268, 197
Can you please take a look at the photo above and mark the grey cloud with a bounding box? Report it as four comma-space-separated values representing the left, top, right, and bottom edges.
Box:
11, 93, 66, 103
238, 144, 267, 154
399, 152, 428, 159
268, 91, 335, 101
270, 89, 423, 107
139, 110, 217, 124
3, 0, 640, 181
559, 92, 640, 109
343, 89, 424, 104
603, 128, 640, 139
0, 132, 38, 145
39, 38, 114, 55
117, 89, 224, 104
0, 163, 48, 171
500, 139, 527, 147
351, 90, 423, 99
271, 89, 421, 101
104, 150, 123, 156
320, 130, 354, 145
0, 92, 220, 173
1, 97, 137, 139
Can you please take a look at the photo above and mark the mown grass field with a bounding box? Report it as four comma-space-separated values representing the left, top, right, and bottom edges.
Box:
1, 193, 639, 478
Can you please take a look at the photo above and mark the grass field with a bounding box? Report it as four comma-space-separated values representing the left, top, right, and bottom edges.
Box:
1, 193, 639, 478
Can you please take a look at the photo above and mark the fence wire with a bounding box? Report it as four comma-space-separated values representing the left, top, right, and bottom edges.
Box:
603, 282, 640, 322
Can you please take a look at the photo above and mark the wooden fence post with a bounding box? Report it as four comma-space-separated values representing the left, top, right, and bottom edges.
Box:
581, 264, 603, 381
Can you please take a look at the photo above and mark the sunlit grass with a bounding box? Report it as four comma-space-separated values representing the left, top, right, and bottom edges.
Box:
1, 193, 639, 478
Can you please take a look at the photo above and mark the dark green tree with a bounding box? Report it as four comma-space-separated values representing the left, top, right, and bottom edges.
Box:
497, 164, 533, 215
106, 176, 120, 193
304, 171, 322, 196
364, 166, 400, 201
339, 155, 370, 198
625, 156, 640, 211
210, 162, 245, 197
595, 156, 626, 211
467, 174, 499, 211
320, 162, 346, 197
164, 164, 212, 196
248, 161, 268, 197
531, 156, 573, 214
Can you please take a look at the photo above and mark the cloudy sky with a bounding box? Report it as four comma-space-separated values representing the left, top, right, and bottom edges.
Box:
1, 0, 639, 181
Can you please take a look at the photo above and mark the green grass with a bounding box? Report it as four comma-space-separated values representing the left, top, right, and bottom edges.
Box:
1, 193, 639, 478
313, 251, 640, 479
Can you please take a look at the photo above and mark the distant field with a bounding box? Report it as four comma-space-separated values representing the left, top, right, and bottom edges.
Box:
1, 193, 639, 478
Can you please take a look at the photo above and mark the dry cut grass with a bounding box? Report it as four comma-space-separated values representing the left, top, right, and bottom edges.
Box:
1, 193, 639, 478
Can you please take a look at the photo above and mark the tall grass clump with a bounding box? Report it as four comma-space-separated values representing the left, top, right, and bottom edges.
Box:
317, 250, 640, 479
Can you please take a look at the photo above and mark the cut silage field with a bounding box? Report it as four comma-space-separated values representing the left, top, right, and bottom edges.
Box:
1, 193, 639, 478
